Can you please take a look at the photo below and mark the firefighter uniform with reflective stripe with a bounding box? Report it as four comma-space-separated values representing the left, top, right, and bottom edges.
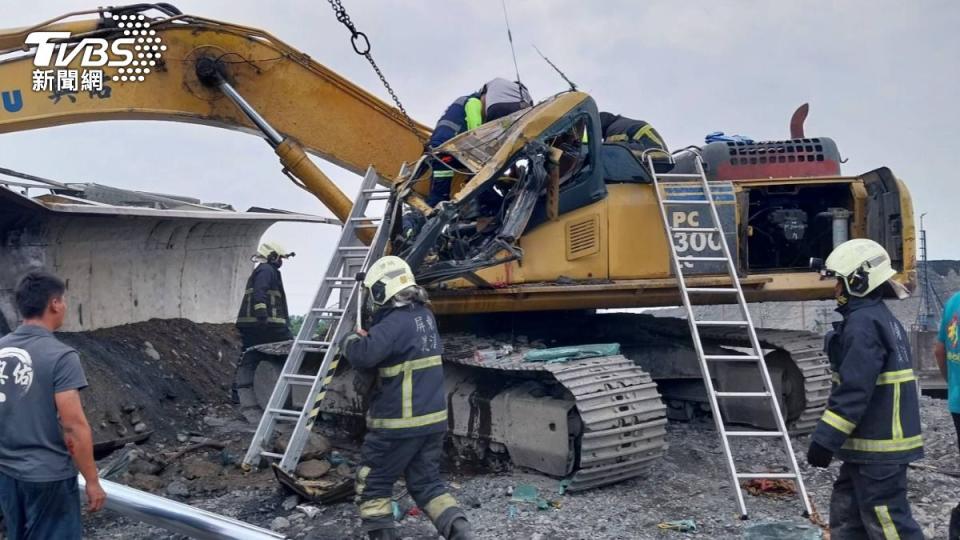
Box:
599, 112, 667, 156
813, 294, 923, 539
342, 303, 467, 538
427, 94, 483, 206
235, 262, 292, 348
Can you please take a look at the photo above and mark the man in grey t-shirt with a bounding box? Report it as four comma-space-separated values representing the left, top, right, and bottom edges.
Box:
0, 272, 105, 539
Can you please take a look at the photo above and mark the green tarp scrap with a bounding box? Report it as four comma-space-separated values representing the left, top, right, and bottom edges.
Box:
510, 484, 550, 510
523, 343, 620, 364
743, 520, 822, 539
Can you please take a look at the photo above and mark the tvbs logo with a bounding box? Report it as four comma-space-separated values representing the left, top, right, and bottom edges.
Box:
26, 13, 165, 93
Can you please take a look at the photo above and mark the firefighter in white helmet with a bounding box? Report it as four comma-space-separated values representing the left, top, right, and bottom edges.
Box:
235, 241, 294, 348
340, 256, 473, 540
807, 239, 923, 539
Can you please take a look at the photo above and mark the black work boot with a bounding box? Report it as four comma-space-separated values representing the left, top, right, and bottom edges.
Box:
368, 528, 400, 540
446, 517, 475, 540
949, 503, 960, 540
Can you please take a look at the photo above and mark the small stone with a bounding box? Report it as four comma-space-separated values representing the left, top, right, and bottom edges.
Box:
177, 433, 189, 443
129, 411, 143, 425
296, 459, 332, 480
122, 403, 138, 414
182, 458, 221, 480
282, 494, 299, 511
133, 422, 148, 434
166, 480, 190, 497
269, 517, 290, 531
203, 416, 227, 428
106, 410, 122, 424
336, 463, 351, 477
289, 512, 305, 522
276, 432, 330, 460
129, 458, 162, 476
143, 341, 161, 361
115, 424, 128, 436
296, 505, 321, 519
130, 473, 164, 492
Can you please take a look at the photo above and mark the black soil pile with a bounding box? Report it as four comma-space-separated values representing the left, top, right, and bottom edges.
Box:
57, 319, 241, 443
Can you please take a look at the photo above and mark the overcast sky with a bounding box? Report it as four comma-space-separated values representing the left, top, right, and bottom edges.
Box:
2, 1, 958, 314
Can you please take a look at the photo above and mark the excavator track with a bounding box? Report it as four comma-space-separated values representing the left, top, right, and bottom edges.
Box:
442, 334, 669, 492
633, 316, 832, 433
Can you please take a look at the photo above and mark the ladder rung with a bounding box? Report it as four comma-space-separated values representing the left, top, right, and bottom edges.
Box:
349, 217, 382, 222
686, 287, 737, 293
704, 354, 762, 362
297, 340, 330, 349
362, 188, 392, 194
311, 307, 344, 314
662, 199, 710, 205
695, 320, 748, 326
282, 374, 317, 384
726, 431, 785, 438
267, 408, 302, 418
326, 283, 355, 289
657, 173, 704, 179
338, 246, 369, 251
736, 473, 797, 480
678, 256, 727, 262
671, 227, 719, 233
259, 451, 283, 459
715, 391, 771, 398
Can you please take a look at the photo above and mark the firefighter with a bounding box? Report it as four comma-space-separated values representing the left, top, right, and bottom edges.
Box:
235, 241, 293, 349
426, 78, 533, 205
807, 238, 923, 539
340, 256, 473, 540
599, 112, 667, 157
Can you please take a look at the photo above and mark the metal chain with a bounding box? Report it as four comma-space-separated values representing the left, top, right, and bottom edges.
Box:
326, 0, 424, 143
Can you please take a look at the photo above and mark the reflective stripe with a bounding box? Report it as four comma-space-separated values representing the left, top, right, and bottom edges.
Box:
379, 356, 442, 378
424, 493, 458, 521
632, 123, 665, 147
822, 409, 856, 435
892, 381, 903, 440
842, 434, 923, 453
606, 134, 628, 143
368, 409, 447, 430
464, 97, 483, 130
874, 505, 901, 540
253, 303, 268, 311
831, 372, 842, 384
876, 369, 916, 385
358, 497, 392, 518
437, 119, 462, 132
433, 170, 455, 178
267, 317, 286, 324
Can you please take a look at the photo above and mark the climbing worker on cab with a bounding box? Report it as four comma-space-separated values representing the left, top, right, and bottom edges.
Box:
340, 256, 473, 540
235, 241, 294, 349
599, 111, 667, 158
426, 78, 533, 205
806, 238, 923, 539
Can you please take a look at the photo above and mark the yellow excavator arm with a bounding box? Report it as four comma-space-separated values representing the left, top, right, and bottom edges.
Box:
0, 5, 430, 222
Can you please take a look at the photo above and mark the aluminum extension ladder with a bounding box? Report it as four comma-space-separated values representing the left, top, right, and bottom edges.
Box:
242, 167, 396, 473
646, 152, 812, 519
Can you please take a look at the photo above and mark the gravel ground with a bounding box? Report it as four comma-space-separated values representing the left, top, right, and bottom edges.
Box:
77, 396, 959, 540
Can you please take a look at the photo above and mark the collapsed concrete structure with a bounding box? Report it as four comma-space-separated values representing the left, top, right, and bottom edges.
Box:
0, 171, 335, 333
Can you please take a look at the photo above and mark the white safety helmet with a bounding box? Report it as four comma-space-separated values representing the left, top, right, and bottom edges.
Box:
363, 256, 416, 305
823, 239, 908, 299
257, 241, 289, 259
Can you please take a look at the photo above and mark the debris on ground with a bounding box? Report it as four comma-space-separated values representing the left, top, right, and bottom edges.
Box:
742, 478, 798, 498
656, 519, 697, 532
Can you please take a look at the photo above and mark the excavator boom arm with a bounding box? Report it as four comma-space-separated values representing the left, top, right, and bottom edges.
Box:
0, 6, 430, 215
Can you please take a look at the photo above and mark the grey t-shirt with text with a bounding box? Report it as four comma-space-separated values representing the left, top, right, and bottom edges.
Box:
0, 324, 88, 482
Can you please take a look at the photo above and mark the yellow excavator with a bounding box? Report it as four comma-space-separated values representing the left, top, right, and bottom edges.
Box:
0, 5, 915, 491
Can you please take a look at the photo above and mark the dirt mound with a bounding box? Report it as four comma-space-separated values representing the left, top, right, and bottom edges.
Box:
57, 319, 241, 443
